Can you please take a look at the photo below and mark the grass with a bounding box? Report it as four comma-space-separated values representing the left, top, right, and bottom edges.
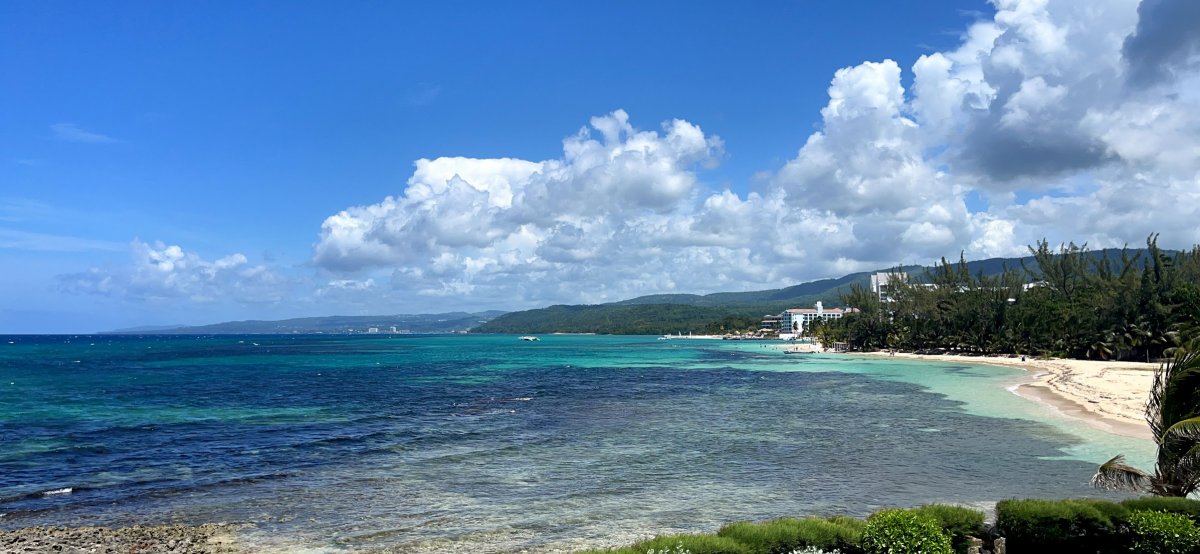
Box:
717, 517, 862, 553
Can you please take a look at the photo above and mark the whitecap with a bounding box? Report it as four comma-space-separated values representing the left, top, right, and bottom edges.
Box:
42, 487, 73, 496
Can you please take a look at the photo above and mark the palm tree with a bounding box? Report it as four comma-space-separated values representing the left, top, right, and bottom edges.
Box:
1092, 339, 1200, 496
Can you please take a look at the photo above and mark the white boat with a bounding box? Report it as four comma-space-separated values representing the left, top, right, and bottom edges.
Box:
519, 336, 540, 341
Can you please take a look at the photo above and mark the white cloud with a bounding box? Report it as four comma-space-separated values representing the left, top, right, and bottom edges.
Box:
308, 0, 1200, 310
50, 123, 119, 144
60, 240, 288, 303
66, 0, 1200, 314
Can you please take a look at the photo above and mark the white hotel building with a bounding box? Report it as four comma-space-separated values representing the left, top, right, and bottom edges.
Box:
779, 301, 851, 338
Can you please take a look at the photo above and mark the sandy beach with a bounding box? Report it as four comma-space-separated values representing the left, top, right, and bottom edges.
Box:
858, 351, 1157, 440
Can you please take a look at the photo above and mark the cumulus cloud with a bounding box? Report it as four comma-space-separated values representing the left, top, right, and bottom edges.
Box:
307, 0, 1200, 310
1123, 0, 1200, 87
36, 0, 1178, 316
59, 240, 288, 303
772, 0, 1200, 260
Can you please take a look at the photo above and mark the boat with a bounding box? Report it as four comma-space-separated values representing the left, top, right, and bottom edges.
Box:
519, 336, 540, 341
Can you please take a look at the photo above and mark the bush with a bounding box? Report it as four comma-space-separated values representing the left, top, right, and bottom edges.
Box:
632, 535, 752, 554
909, 505, 984, 554
1122, 496, 1200, 522
859, 509, 952, 554
717, 517, 862, 553
993, 499, 1128, 553
787, 548, 842, 554
1127, 510, 1200, 554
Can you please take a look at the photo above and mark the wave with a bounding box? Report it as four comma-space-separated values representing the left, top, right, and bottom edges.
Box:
0, 485, 93, 510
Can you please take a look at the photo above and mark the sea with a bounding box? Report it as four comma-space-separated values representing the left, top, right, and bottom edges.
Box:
0, 334, 1154, 553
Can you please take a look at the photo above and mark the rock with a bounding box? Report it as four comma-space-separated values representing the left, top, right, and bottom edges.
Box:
0, 524, 249, 554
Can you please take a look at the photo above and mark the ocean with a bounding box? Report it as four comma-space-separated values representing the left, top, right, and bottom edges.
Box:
0, 334, 1154, 552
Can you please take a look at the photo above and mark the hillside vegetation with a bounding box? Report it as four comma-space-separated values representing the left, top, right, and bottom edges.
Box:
475, 249, 1147, 336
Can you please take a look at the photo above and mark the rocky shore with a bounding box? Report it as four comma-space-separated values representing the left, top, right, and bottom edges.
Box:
0, 523, 247, 554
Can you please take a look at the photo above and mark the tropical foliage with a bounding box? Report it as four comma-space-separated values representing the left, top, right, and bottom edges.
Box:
859, 509, 953, 554
1092, 340, 1200, 496
822, 236, 1200, 361
1126, 510, 1200, 554
580, 499, 1200, 553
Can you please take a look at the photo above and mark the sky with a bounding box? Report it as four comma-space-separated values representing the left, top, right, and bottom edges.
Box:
3, 0, 1200, 333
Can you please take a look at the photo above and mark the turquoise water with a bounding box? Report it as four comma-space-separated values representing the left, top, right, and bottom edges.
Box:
0, 335, 1154, 552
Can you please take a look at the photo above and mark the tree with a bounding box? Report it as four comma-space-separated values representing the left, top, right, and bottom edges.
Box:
1092, 339, 1200, 496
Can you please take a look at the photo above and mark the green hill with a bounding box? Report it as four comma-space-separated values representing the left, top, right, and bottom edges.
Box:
105, 311, 506, 335
474, 249, 1152, 335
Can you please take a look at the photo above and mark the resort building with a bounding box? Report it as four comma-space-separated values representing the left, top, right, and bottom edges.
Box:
870, 272, 907, 303
760, 314, 782, 333
779, 302, 852, 338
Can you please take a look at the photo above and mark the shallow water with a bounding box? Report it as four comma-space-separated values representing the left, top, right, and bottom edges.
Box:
0, 335, 1155, 552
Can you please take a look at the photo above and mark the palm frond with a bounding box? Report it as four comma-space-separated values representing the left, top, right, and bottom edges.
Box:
1163, 416, 1200, 441
1091, 454, 1151, 492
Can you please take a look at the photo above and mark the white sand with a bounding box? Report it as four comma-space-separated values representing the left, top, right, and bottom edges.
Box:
860, 351, 1156, 439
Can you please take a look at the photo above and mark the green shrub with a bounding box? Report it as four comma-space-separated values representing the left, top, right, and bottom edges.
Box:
786, 548, 842, 554
1127, 510, 1200, 554
823, 515, 866, 535
1075, 497, 1131, 523
993, 499, 1128, 553
631, 534, 752, 554
860, 509, 952, 554
909, 505, 984, 554
1122, 496, 1200, 522
717, 517, 862, 553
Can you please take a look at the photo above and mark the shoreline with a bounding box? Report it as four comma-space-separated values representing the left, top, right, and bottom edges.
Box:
0, 523, 248, 553
857, 351, 1156, 440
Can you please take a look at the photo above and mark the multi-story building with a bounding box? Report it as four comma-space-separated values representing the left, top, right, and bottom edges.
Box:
870, 272, 907, 303
760, 313, 782, 333
780, 301, 852, 337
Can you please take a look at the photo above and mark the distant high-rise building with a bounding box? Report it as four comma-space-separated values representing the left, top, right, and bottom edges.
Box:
870, 272, 906, 303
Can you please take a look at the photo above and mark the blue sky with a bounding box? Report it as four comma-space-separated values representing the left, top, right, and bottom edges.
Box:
4, 0, 1199, 333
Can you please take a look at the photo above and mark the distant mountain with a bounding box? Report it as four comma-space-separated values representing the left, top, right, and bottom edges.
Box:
474, 248, 1155, 335
468, 303, 765, 335
609, 272, 879, 308
105, 311, 507, 335
107, 324, 188, 333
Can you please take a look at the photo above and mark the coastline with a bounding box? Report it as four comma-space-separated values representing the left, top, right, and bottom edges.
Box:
857, 351, 1156, 440
3, 336, 1160, 553
0, 523, 248, 553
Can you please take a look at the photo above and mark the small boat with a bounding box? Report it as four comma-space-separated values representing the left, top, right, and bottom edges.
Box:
519, 336, 540, 341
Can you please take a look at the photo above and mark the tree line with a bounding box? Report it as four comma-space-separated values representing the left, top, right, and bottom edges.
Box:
815, 236, 1200, 361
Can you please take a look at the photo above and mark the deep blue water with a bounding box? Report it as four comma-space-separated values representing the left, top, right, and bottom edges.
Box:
0, 334, 1134, 552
